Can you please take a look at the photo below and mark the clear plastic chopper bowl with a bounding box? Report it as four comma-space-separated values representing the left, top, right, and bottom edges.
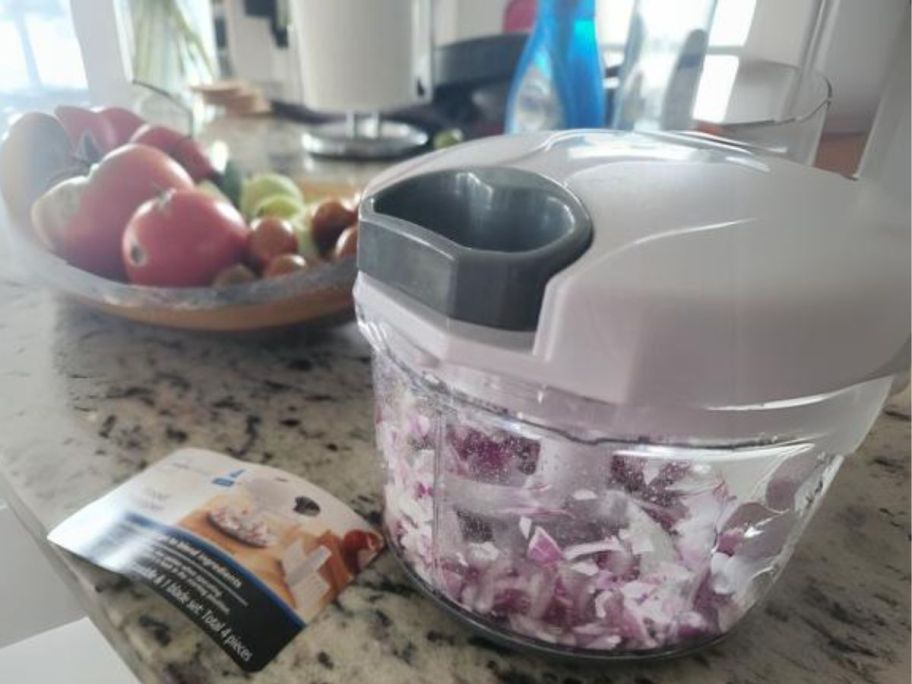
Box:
353, 130, 908, 660
358, 305, 891, 659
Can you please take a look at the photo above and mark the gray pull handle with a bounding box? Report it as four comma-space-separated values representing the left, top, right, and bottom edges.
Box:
357, 167, 593, 331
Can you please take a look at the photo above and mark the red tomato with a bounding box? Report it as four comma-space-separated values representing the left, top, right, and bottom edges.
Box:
93, 107, 145, 146
333, 224, 358, 260
262, 253, 308, 278
130, 124, 214, 182
55, 105, 120, 156
61, 144, 193, 280
247, 216, 298, 270
311, 199, 357, 256
123, 189, 250, 287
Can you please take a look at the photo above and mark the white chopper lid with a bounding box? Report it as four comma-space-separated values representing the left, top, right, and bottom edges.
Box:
355, 130, 909, 408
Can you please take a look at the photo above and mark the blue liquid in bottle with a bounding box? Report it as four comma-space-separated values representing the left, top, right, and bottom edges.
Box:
505, 0, 606, 133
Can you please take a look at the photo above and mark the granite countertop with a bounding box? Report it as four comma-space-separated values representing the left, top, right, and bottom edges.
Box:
0, 277, 908, 684
0, 117, 908, 684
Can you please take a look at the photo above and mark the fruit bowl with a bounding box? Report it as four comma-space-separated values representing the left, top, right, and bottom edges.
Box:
7, 197, 357, 331
1, 107, 363, 331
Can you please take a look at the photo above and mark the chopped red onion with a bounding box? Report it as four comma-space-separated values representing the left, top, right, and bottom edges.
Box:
527, 527, 564, 565
373, 355, 839, 655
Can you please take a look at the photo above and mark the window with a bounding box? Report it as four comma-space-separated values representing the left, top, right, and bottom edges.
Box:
0, 0, 88, 96
597, 0, 757, 123
597, 0, 757, 67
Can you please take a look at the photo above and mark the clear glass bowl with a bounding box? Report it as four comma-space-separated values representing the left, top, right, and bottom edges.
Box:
692, 58, 832, 165
359, 307, 891, 660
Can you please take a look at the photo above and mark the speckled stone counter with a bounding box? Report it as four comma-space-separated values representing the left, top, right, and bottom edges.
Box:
0, 108, 909, 682
0, 270, 908, 684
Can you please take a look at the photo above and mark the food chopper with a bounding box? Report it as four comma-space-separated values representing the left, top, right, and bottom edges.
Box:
351, 79, 908, 658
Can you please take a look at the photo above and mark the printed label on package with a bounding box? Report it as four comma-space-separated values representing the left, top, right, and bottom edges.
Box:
48, 449, 383, 672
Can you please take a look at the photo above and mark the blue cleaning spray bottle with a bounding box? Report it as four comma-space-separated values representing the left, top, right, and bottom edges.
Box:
505, 0, 606, 133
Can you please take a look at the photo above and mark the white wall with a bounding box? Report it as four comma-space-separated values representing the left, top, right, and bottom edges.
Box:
858, 15, 910, 206
741, 0, 820, 66
435, 0, 510, 45
741, 0, 907, 134
811, 0, 908, 133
